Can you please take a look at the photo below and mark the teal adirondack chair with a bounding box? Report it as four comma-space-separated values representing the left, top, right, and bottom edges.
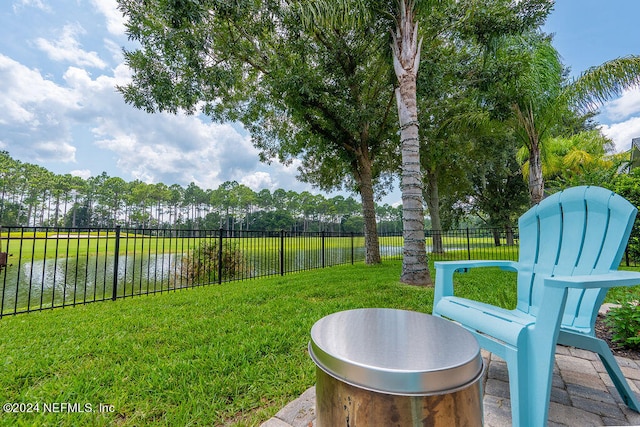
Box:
433, 186, 640, 426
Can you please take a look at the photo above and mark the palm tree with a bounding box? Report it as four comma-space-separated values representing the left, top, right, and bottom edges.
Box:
503, 34, 640, 204
500, 34, 564, 205
391, 0, 431, 285
298, 0, 432, 284
519, 129, 621, 190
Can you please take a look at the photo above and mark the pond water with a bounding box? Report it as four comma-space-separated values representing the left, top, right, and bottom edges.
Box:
0, 245, 401, 314
0, 254, 180, 312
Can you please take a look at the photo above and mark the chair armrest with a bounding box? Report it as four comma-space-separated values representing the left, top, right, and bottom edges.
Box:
530, 271, 640, 352
434, 260, 520, 305
544, 270, 640, 290
435, 260, 519, 273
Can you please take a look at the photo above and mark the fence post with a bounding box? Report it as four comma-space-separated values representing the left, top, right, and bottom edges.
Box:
112, 225, 120, 301
466, 227, 471, 261
351, 232, 354, 264
321, 231, 326, 268
218, 228, 224, 284
626, 246, 630, 267
280, 229, 285, 276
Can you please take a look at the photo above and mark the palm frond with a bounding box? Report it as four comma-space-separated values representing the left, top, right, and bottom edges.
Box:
294, 0, 373, 30
513, 34, 563, 109
441, 110, 493, 135
570, 55, 640, 112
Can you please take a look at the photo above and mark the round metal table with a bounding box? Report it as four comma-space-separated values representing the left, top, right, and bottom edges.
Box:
309, 308, 484, 426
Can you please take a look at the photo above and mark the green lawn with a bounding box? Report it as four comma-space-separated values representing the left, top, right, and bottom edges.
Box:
1, 234, 369, 263
0, 260, 426, 426
0, 259, 636, 426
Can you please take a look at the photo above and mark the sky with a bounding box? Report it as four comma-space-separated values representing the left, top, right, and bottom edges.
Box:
1, 0, 639, 207
543, 0, 640, 153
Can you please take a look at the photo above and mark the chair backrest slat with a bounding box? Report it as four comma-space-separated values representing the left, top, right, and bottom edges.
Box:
516, 186, 637, 330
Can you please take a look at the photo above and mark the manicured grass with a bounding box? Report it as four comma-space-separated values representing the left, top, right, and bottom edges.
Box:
0, 260, 435, 426
1, 259, 636, 426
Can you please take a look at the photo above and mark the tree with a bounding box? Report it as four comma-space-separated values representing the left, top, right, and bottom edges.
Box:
19, 163, 52, 226
167, 184, 184, 227
250, 210, 295, 231
376, 204, 402, 233
522, 129, 619, 191
390, 0, 431, 285
0, 148, 373, 230
117, 0, 395, 265
504, 34, 566, 205
49, 174, 82, 227
399, 0, 552, 253
233, 184, 256, 231
150, 182, 171, 225
493, 33, 640, 204
0, 152, 17, 223
97, 175, 127, 227
469, 133, 529, 243
182, 182, 207, 229
128, 180, 153, 228
612, 169, 640, 261
211, 181, 240, 232
271, 0, 433, 282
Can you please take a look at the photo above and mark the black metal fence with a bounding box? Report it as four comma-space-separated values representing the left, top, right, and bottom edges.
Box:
0, 226, 635, 318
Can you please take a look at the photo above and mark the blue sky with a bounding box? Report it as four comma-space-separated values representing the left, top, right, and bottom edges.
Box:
1, 1, 639, 207
543, 0, 640, 153
1, 0, 289, 194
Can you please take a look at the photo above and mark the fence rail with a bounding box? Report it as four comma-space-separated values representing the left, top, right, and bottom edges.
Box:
0, 226, 635, 318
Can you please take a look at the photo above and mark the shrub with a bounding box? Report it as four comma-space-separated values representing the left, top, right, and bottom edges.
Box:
604, 296, 640, 349
178, 241, 249, 285
612, 170, 640, 262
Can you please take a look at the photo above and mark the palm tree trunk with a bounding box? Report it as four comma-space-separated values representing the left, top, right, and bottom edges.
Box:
392, 1, 432, 286
514, 103, 545, 206
529, 140, 544, 205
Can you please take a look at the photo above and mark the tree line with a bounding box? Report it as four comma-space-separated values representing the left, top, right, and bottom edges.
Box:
0, 151, 405, 233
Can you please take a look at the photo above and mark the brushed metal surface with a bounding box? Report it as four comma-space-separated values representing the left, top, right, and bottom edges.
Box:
309, 308, 483, 395
315, 366, 483, 426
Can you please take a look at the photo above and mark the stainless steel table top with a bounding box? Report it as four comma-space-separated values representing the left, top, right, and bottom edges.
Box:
309, 308, 483, 395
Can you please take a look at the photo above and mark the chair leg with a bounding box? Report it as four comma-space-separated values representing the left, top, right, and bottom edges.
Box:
503, 349, 526, 427
473, 316, 559, 427
559, 331, 640, 412
502, 347, 554, 427
598, 349, 640, 411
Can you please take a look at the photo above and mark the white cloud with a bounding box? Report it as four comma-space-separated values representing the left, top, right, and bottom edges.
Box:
5, 56, 279, 191
0, 54, 81, 163
71, 169, 92, 180
241, 172, 276, 191
104, 38, 125, 63
1, 0, 311, 197
89, 101, 260, 190
91, 0, 127, 36
12, 0, 51, 12
600, 88, 640, 122
0, 55, 80, 125
0, 46, 300, 194
63, 66, 113, 92
599, 116, 640, 152
35, 23, 107, 69
32, 140, 77, 163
